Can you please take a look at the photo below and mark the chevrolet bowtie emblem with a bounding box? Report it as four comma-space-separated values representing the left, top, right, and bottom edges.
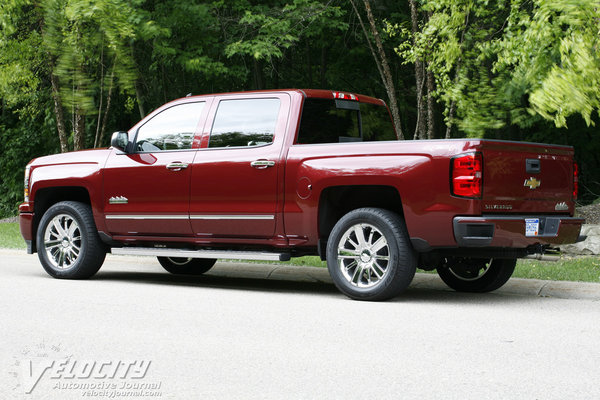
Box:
523, 177, 541, 189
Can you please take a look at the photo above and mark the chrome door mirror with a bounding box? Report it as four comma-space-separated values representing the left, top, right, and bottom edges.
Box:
111, 131, 130, 153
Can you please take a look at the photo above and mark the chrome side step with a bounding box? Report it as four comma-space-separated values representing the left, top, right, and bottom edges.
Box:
111, 247, 291, 262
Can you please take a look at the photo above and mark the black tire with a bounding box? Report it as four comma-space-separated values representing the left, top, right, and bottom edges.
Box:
36, 201, 106, 279
436, 257, 516, 293
157, 257, 216, 275
326, 207, 417, 301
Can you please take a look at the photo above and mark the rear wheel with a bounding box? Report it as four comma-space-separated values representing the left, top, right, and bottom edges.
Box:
326, 207, 416, 301
37, 201, 106, 279
158, 257, 216, 275
436, 257, 516, 293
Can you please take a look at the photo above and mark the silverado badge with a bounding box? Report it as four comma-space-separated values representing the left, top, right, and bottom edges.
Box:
109, 196, 128, 204
523, 177, 541, 190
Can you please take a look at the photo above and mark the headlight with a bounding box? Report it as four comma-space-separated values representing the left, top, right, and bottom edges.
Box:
24, 165, 31, 202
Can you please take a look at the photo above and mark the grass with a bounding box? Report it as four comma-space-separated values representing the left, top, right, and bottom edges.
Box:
220, 255, 600, 283
0, 222, 24, 249
514, 258, 600, 282
1, 221, 598, 283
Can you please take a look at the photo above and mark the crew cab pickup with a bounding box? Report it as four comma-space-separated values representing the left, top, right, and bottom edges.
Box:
19, 89, 584, 301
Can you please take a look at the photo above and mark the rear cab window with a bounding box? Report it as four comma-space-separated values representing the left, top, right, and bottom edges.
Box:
296, 97, 396, 144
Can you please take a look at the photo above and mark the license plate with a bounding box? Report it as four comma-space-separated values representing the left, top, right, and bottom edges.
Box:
525, 218, 539, 237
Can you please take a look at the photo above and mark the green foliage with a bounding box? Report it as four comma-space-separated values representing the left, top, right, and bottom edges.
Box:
0, 107, 59, 217
225, 0, 346, 61
398, 0, 600, 135
522, 1, 600, 127
0, 0, 598, 209
0, 2, 48, 119
44, 0, 143, 114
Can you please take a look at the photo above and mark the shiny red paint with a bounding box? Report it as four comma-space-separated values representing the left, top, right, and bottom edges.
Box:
19, 89, 584, 256
103, 150, 196, 236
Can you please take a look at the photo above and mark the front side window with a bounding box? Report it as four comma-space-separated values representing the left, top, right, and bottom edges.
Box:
209, 98, 280, 148
135, 102, 205, 152
296, 98, 396, 144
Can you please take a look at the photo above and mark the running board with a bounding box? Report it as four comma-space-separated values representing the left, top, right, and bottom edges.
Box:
111, 247, 291, 262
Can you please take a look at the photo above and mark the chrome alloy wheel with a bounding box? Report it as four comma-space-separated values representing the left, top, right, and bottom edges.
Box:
166, 257, 193, 266
337, 223, 390, 288
43, 214, 82, 269
448, 259, 492, 282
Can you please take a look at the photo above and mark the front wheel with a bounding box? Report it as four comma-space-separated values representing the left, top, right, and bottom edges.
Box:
436, 258, 516, 293
158, 257, 216, 275
326, 208, 417, 301
37, 201, 106, 279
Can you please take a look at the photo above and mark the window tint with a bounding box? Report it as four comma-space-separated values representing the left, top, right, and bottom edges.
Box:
209, 98, 280, 148
296, 98, 396, 144
135, 102, 204, 152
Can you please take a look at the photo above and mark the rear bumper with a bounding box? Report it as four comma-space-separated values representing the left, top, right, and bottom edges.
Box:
454, 215, 584, 247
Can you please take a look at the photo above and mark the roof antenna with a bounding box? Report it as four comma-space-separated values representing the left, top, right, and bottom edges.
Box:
186, 93, 192, 97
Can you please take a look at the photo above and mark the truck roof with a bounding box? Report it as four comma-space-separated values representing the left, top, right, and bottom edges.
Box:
171, 89, 385, 106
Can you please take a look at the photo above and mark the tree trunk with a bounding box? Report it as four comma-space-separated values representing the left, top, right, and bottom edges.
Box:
351, 0, 404, 139
99, 83, 114, 148
426, 66, 436, 139
445, 10, 470, 139
135, 82, 145, 120
50, 73, 69, 153
94, 48, 105, 149
445, 101, 456, 139
306, 42, 313, 87
73, 107, 85, 151
320, 45, 327, 88
98, 64, 116, 148
409, 0, 426, 140
253, 58, 264, 90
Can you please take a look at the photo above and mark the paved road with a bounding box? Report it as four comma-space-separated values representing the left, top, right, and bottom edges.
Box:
1, 249, 600, 399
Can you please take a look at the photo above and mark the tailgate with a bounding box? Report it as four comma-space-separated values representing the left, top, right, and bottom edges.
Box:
481, 141, 575, 214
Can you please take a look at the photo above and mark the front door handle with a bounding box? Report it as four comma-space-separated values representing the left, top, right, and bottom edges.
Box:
166, 162, 189, 171
251, 160, 275, 169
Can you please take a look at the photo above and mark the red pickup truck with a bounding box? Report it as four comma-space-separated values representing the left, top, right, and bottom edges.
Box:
19, 89, 584, 301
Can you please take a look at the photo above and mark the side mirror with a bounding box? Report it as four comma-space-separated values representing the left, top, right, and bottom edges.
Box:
111, 131, 130, 153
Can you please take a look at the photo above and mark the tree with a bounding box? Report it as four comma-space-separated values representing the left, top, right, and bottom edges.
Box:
348, 0, 404, 139
398, 0, 600, 136
0, 0, 147, 152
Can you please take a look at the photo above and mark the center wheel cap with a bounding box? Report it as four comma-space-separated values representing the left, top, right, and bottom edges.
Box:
360, 250, 372, 263
62, 238, 70, 248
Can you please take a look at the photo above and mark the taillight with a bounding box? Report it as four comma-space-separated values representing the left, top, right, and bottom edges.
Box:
451, 153, 483, 198
573, 162, 579, 200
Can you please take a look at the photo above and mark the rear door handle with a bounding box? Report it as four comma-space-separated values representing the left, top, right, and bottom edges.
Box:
251, 160, 275, 169
166, 162, 189, 171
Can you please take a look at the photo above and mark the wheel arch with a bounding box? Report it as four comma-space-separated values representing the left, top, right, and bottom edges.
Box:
31, 187, 92, 252
317, 185, 404, 259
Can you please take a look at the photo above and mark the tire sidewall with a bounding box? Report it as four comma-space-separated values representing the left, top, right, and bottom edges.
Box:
37, 202, 92, 278
437, 258, 516, 293
326, 209, 413, 300
157, 257, 217, 275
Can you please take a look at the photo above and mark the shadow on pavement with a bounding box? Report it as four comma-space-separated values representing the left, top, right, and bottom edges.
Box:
90, 270, 527, 305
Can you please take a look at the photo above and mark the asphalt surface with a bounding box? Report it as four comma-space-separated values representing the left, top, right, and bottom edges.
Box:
1, 248, 600, 399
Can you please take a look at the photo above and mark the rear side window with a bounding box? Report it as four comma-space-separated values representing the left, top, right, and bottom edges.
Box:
296, 98, 396, 144
135, 102, 205, 152
209, 98, 280, 148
